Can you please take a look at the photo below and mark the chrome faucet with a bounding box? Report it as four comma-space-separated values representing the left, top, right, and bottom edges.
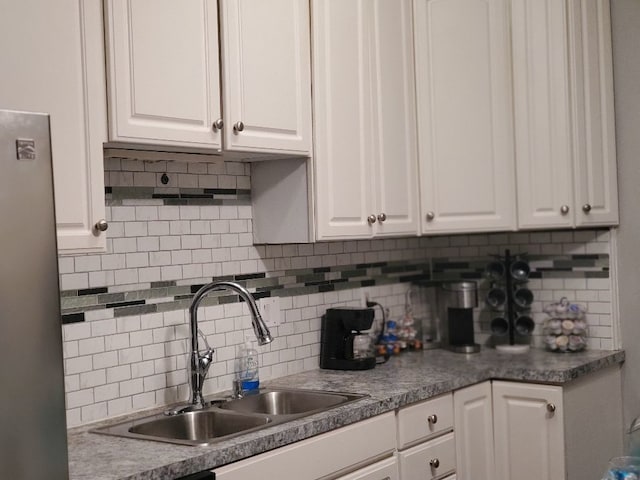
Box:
187, 281, 273, 409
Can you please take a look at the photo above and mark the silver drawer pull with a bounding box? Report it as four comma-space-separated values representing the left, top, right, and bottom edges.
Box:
427, 414, 438, 424
430, 458, 440, 469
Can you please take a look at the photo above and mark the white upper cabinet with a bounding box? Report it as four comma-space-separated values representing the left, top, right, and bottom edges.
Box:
105, 0, 222, 149
414, 0, 516, 234
220, 0, 312, 155
514, 0, 618, 229
512, 0, 574, 229
105, 0, 312, 156
568, 0, 618, 226
313, 0, 419, 240
0, 0, 108, 253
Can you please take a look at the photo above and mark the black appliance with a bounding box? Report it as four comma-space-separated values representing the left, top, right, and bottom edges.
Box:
320, 307, 376, 370
440, 282, 480, 353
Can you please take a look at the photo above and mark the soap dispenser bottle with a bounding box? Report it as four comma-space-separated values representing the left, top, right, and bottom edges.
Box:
236, 338, 260, 395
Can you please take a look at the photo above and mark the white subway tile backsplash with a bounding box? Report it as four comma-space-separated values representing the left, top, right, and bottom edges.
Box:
59, 159, 616, 427
80, 369, 106, 389
106, 365, 131, 383
120, 378, 144, 397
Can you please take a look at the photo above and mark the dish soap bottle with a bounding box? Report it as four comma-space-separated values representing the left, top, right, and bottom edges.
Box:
237, 338, 260, 395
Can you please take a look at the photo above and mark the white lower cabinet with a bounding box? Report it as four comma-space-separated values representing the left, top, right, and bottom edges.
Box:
453, 382, 495, 480
454, 366, 623, 480
213, 368, 622, 480
396, 393, 456, 480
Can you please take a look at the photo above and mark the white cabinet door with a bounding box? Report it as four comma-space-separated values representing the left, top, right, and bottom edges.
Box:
513, 0, 574, 229
568, 0, 619, 227
313, 0, 419, 240
220, 0, 312, 155
312, 0, 377, 240
493, 381, 565, 480
0, 0, 108, 253
414, 0, 516, 234
369, 0, 419, 237
453, 382, 495, 480
105, 0, 222, 149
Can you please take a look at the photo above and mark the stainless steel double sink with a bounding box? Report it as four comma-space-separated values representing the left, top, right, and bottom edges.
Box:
93, 389, 367, 446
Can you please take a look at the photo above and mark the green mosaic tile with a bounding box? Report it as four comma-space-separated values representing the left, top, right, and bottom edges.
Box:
156, 299, 192, 313
168, 286, 192, 297
245, 277, 280, 289
61, 295, 98, 309
114, 303, 158, 317
97, 293, 125, 304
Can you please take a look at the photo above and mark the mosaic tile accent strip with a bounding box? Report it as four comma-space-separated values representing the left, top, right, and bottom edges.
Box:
60, 254, 609, 323
106, 186, 251, 207
431, 254, 609, 281
60, 259, 432, 321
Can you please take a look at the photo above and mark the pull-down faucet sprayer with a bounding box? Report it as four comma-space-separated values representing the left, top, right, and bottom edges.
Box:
187, 281, 272, 409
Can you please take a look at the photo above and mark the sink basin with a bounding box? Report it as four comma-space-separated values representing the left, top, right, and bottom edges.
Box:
92, 388, 367, 446
218, 389, 363, 416
129, 410, 270, 442
94, 410, 271, 446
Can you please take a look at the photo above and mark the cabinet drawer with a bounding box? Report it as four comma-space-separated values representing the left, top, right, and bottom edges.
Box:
397, 393, 453, 448
398, 432, 456, 480
335, 456, 399, 480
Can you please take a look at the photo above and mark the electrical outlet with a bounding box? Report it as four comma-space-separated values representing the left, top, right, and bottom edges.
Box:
257, 297, 281, 327
360, 289, 371, 308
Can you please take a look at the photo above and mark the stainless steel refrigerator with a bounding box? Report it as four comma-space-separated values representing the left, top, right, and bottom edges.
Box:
0, 109, 69, 478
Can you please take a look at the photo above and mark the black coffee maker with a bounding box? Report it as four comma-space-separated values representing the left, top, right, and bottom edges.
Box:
320, 307, 376, 370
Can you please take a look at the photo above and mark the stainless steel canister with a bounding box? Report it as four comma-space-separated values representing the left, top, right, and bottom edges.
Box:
440, 281, 478, 309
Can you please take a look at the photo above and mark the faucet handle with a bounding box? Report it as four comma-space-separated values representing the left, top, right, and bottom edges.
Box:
199, 347, 214, 374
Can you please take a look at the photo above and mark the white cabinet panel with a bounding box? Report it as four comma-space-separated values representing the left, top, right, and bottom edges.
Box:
568, 0, 618, 226
493, 381, 564, 480
0, 0, 108, 253
220, 0, 311, 155
514, 0, 618, 230
313, 0, 419, 240
453, 382, 495, 480
513, 0, 573, 229
312, 0, 373, 239
414, 0, 516, 233
105, 0, 222, 149
369, 0, 419, 237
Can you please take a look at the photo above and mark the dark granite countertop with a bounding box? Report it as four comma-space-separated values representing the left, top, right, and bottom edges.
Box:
67, 348, 625, 480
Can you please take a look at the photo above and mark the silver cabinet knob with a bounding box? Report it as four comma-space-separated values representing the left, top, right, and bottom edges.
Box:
430, 458, 440, 469
426, 211, 435, 221
377, 213, 387, 222
427, 414, 438, 425
212, 119, 224, 131
546, 403, 556, 414
582, 204, 592, 213
560, 205, 570, 215
234, 121, 245, 132
367, 214, 377, 225
94, 219, 108, 232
